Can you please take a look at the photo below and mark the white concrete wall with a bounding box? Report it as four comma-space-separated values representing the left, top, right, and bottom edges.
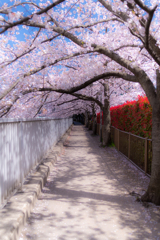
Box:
0, 117, 72, 206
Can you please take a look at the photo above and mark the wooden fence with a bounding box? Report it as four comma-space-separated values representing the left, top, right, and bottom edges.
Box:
96, 124, 152, 176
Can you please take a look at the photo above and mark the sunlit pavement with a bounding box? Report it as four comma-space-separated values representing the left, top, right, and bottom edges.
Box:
19, 126, 160, 240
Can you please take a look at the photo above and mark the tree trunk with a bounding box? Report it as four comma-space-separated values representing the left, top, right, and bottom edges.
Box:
92, 114, 97, 135
85, 111, 89, 127
102, 83, 111, 146
141, 70, 160, 205
91, 102, 96, 135
141, 102, 160, 205
103, 98, 111, 146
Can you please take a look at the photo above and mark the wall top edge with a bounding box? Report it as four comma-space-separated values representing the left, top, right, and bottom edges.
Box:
0, 117, 73, 124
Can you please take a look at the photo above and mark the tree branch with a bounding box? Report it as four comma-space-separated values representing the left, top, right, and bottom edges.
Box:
98, 0, 129, 21
35, 71, 137, 96
70, 18, 124, 30
70, 93, 103, 108
33, 94, 49, 118
91, 44, 157, 106
57, 98, 79, 106
0, 0, 65, 34
0, 95, 19, 117
98, 0, 160, 66
0, 50, 94, 101
0, 31, 62, 68
134, 0, 154, 13
114, 44, 143, 51
23, 21, 85, 47
145, 5, 158, 49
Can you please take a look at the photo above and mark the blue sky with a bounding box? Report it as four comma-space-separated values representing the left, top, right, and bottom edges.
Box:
0, 0, 36, 42
0, 0, 56, 42
0, 0, 159, 49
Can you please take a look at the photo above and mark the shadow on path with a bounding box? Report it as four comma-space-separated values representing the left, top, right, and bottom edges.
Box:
19, 126, 160, 240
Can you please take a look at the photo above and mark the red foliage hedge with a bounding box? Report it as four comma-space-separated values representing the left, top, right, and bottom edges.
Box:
97, 112, 104, 125
97, 96, 152, 138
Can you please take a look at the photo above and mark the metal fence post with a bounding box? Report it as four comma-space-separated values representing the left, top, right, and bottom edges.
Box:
118, 129, 119, 151
145, 138, 148, 173
128, 133, 131, 159
100, 112, 102, 143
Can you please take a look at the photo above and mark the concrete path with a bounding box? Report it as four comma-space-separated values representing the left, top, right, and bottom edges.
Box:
19, 126, 160, 240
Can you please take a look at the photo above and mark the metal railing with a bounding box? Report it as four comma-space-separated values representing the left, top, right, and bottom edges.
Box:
0, 117, 72, 206
96, 124, 152, 176
111, 126, 152, 175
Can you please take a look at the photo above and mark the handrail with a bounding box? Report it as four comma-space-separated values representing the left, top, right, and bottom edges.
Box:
111, 126, 152, 141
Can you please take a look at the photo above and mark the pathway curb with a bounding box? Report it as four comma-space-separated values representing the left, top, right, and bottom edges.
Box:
0, 126, 72, 240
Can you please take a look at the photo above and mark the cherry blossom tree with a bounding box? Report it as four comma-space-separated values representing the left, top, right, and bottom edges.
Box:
0, 0, 160, 204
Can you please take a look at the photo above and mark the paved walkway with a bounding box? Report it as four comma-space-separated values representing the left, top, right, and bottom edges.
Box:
19, 126, 160, 240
